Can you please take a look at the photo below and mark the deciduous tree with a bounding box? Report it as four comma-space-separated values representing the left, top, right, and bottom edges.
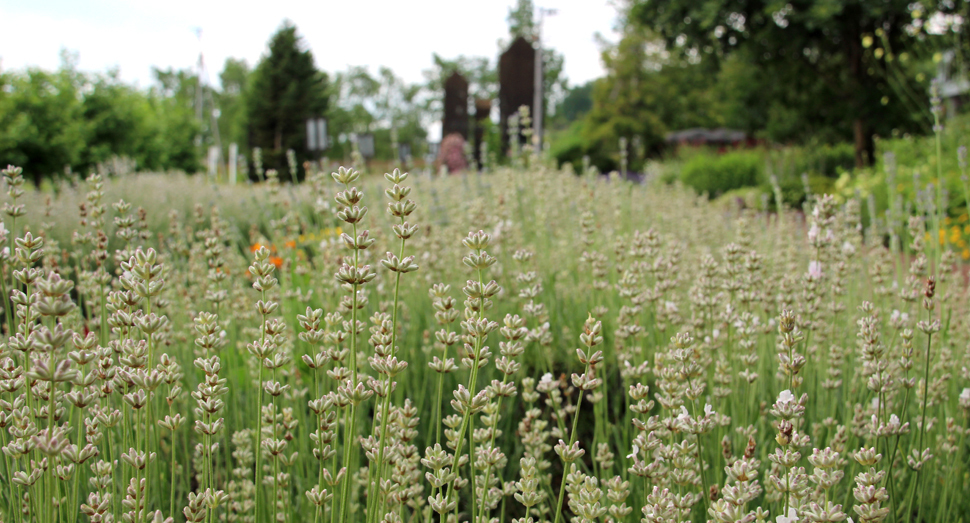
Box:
631, 0, 933, 166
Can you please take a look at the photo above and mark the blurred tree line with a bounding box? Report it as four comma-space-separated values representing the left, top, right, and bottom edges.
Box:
17, 0, 952, 182
0, 51, 199, 186
0, 1, 563, 183
549, 0, 963, 173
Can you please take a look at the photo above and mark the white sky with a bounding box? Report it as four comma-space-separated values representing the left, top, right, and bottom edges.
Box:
0, 0, 621, 90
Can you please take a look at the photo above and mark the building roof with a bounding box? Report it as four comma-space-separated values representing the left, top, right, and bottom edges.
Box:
665, 128, 747, 144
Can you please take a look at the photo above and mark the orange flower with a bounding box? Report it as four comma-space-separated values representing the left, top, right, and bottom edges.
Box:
285, 240, 296, 249
250, 243, 264, 253
270, 256, 283, 269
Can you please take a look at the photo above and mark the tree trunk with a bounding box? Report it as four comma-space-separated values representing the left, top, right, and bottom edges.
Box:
846, 13, 873, 168
853, 118, 868, 168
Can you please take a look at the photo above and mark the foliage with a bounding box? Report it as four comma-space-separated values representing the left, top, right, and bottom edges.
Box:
1, 160, 968, 523
0, 55, 199, 184
552, 7, 725, 173
215, 57, 252, 149
630, 0, 945, 167
766, 173, 836, 209
785, 142, 857, 179
246, 20, 329, 180
327, 66, 427, 162
551, 80, 593, 126
680, 148, 764, 197
0, 62, 86, 185
550, 120, 616, 173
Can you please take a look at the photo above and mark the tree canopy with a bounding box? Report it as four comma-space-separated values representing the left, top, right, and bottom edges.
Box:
630, 0, 942, 166
245, 20, 329, 179
0, 53, 199, 185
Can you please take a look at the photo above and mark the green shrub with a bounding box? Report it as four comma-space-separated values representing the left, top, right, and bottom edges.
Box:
795, 142, 856, 178
551, 121, 617, 174
680, 150, 763, 197
550, 124, 587, 169
760, 173, 836, 210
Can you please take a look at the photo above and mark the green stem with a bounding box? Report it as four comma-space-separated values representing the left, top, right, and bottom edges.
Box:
444, 260, 488, 521
338, 216, 361, 523
552, 367, 588, 523
370, 227, 407, 522
476, 371, 513, 523
913, 330, 934, 523
169, 401, 177, 519
273, 368, 280, 523
254, 351, 265, 521
433, 364, 446, 446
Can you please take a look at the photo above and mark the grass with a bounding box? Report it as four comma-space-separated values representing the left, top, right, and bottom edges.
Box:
0, 155, 966, 523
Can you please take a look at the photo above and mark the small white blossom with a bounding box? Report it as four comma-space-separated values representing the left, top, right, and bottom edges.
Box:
778, 390, 795, 404
540, 373, 553, 386
677, 406, 690, 421
704, 404, 715, 417
776, 507, 799, 523
842, 240, 856, 256
626, 444, 639, 463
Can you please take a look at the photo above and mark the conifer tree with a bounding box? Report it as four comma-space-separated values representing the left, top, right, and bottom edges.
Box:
246, 20, 328, 181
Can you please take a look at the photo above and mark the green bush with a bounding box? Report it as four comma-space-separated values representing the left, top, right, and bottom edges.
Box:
680, 150, 763, 197
551, 121, 617, 174
795, 142, 856, 178
763, 174, 835, 209
0, 64, 201, 184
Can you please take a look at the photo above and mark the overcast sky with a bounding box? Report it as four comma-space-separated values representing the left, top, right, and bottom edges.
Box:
0, 0, 621, 89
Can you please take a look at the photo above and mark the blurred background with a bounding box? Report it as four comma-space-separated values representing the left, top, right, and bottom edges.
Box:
1, 0, 969, 214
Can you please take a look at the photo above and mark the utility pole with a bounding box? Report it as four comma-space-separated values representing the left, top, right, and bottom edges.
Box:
194, 28, 205, 123
194, 27, 223, 176
533, 7, 557, 152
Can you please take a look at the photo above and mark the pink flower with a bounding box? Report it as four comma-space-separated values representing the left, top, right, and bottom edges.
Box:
808, 223, 819, 242
808, 260, 822, 278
